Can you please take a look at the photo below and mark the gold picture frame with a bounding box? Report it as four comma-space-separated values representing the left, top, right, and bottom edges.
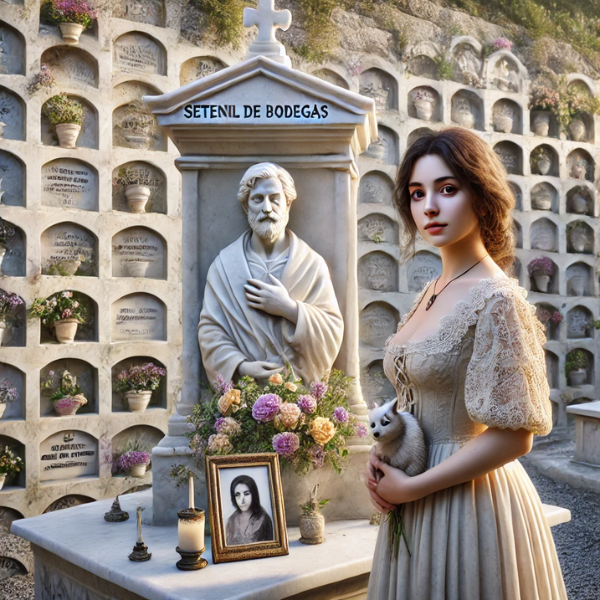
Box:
205, 453, 289, 564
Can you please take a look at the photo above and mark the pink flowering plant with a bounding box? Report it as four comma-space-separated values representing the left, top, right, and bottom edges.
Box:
0, 289, 24, 326
492, 37, 512, 52
0, 378, 17, 405
114, 363, 167, 394
29, 290, 90, 328
527, 257, 554, 277
41, 0, 99, 29
0, 446, 23, 477
28, 64, 56, 96
184, 368, 366, 476
40, 369, 88, 411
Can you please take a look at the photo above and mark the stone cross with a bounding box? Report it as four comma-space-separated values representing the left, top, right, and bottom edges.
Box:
243, 0, 292, 66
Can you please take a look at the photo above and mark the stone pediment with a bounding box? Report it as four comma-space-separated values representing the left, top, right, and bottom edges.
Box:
144, 55, 377, 156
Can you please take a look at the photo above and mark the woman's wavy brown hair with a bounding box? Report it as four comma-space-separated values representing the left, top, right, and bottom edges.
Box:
394, 127, 517, 275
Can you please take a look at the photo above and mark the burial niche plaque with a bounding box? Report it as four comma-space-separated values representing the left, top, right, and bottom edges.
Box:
42, 159, 98, 211
40, 430, 98, 482
41, 223, 97, 276
112, 227, 166, 279
111, 293, 166, 341
180, 56, 226, 86
114, 32, 166, 76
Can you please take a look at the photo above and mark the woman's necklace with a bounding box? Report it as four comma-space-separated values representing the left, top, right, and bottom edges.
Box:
425, 254, 489, 311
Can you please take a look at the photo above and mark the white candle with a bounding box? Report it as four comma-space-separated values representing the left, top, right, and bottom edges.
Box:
136, 507, 144, 544
178, 511, 205, 552
189, 474, 194, 510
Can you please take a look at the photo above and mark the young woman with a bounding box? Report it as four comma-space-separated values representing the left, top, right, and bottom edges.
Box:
225, 474, 274, 546
365, 128, 567, 599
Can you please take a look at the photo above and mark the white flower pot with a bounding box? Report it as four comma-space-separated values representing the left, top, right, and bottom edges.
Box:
125, 185, 151, 213
126, 390, 152, 413
55, 123, 81, 149
533, 274, 550, 292
568, 119, 586, 142
536, 158, 551, 176
532, 111, 551, 137
0, 322, 6, 347
571, 194, 588, 214
0, 404, 7, 419
124, 261, 150, 278
59, 22, 84, 45
568, 369, 587, 387
493, 115, 513, 133
569, 276, 586, 296
59, 260, 81, 276
452, 111, 475, 129
414, 100, 434, 121
130, 463, 148, 478
531, 194, 552, 211
53, 318, 79, 344
0, 475, 5, 491
299, 513, 325, 544
0, 246, 6, 276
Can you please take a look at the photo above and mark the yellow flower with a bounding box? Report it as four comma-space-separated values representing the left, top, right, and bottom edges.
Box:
278, 403, 301, 429
269, 373, 283, 385
309, 417, 336, 446
218, 389, 241, 416
207, 433, 233, 454
284, 382, 297, 392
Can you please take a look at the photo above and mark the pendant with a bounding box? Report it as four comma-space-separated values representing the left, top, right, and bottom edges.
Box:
425, 294, 437, 311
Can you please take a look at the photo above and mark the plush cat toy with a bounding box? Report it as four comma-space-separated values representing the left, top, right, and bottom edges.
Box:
369, 398, 428, 556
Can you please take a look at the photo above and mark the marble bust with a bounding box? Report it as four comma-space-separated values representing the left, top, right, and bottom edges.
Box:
198, 163, 344, 386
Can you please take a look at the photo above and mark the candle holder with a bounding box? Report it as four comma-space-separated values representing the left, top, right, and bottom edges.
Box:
104, 495, 129, 522
176, 508, 208, 570
129, 506, 152, 562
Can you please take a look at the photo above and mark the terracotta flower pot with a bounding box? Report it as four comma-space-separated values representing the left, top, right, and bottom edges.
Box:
130, 463, 148, 478
568, 369, 586, 387
124, 261, 150, 278
0, 475, 5, 491
532, 111, 551, 137
126, 390, 152, 413
568, 119, 586, 142
0, 246, 6, 276
55, 123, 81, 149
533, 274, 550, 292
299, 513, 325, 544
58, 22, 84, 45
125, 185, 151, 213
53, 318, 79, 344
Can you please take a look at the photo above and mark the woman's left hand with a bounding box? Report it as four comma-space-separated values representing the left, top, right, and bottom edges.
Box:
368, 456, 422, 505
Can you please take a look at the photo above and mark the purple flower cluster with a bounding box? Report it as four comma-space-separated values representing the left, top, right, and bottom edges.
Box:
0, 379, 17, 404
114, 362, 167, 393
333, 407, 349, 423
354, 422, 368, 438
492, 37, 512, 52
311, 381, 328, 401
308, 444, 326, 468
0, 290, 24, 318
297, 394, 317, 414
272, 432, 300, 457
54, 397, 79, 410
112, 450, 151, 474
213, 373, 234, 395
252, 393, 281, 422
44, 0, 99, 28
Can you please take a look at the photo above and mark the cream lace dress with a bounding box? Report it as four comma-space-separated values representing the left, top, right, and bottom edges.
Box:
367, 273, 568, 600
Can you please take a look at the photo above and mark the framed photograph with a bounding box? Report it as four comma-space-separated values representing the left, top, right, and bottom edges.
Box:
205, 453, 289, 564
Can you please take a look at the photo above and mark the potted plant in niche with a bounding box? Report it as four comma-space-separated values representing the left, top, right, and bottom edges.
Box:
567, 221, 590, 253
112, 441, 152, 478
529, 83, 561, 136
41, 369, 88, 416
570, 191, 589, 214
299, 484, 330, 545
530, 147, 552, 176
47, 254, 87, 276
527, 257, 553, 292
42, 94, 84, 149
0, 446, 23, 491
113, 166, 155, 214
0, 217, 15, 276
0, 378, 17, 419
412, 89, 436, 121
566, 86, 600, 142
492, 103, 515, 133
0, 289, 24, 347
565, 350, 588, 387
29, 290, 90, 344
40, 0, 98, 45
114, 362, 166, 413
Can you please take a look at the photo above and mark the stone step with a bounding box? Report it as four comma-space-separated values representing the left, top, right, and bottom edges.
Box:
542, 503, 571, 527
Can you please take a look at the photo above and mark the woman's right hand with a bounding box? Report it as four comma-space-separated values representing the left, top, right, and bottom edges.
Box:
365, 447, 396, 513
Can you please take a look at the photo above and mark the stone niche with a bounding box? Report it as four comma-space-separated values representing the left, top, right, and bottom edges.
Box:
0, 557, 27, 579
408, 86, 440, 123
566, 305, 594, 339
41, 96, 98, 149
487, 53, 524, 93
407, 251, 442, 292
113, 32, 166, 77
0, 291, 25, 347
358, 251, 398, 292
0, 436, 24, 487
111, 293, 166, 342
567, 149, 594, 181
450, 89, 483, 130
407, 127, 434, 149
39, 359, 97, 417
179, 56, 227, 86
111, 424, 164, 473
566, 186, 593, 216
530, 218, 558, 252
0, 21, 25, 75
40, 292, 96, 344
360, 302, 399, 347
0, 86, 25, 141
0, 220, 25, 277
530, 144, 558, 177
111, 356, 167, 412
362, 124, 398, 164
509, 181, 523, 211
513, 219, 523, 248
42, 495, 94, 514
40, 46, 98, 88
567, 221, 594, 254
112, 0, 166, 27
112, 82, 166, 152
358, 214, 398, 244
359, 68, 398, 112
451, 39, 483, 86
566, 262, 593, 296
311, 69, 349, 90
530, 182, 557, 212
408, 54, 438, 80
41, 223, 97, 277
0, 507, 23, 534
111, 161, 166, 214
112, 226, 167, 279
0, 363, 24, 420
535, 302, 560, 341
41, 159, 98, 211
493, 141, 523, 175
361, 360, 396, 409
0, 150, 25, 207
40, 430, 98, 482
358, 171, 394, 205
492, 99, 522, 135
545, 350, 559, 390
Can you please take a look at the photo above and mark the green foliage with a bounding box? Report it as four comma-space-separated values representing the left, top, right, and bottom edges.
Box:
433, 54, 454, 80
42, 94, 84, 126
194, 0, 246, 47
565, 349, 588, 376
295, 0, 341, 62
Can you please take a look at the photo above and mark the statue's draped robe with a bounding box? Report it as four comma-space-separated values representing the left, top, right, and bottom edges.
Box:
198, 230, 344, 386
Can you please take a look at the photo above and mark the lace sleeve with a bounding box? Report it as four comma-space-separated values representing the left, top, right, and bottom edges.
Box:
464, 292, 552, 436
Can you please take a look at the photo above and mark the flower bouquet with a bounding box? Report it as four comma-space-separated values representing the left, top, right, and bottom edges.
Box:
112, 441, 151, 478
114, 362, 167, 413
41, 0, 98, 44
41, 94, 84, 148
0, 289, 23, 346
29, 290, 90, 344
0, 378, 17, 419
187, 368, 367, 476
0, 446, 24, 490
41, 369, 88, 416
